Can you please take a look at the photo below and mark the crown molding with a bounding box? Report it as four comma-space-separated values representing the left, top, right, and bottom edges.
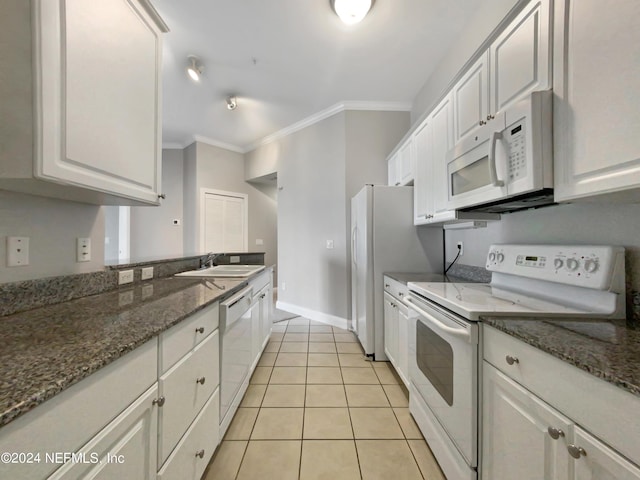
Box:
245, 101, 412, 152
162, 101, 412, 154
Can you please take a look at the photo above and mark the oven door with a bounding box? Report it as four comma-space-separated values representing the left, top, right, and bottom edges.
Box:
405, 293, 478, 467
447, 114, 508, 210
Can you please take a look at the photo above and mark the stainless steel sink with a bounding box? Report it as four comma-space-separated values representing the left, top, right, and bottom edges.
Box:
175, 264, 265, 278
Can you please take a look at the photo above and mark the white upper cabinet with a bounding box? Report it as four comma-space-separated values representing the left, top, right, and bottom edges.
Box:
489, 0, 551, 115
430, 94, 455, 221
553, 0, 640, 202
0, 0, 168, 205
387, 140, 414, 187
453, 53, 489, 145
412, 118, 433, 224
452, 0, 551, 145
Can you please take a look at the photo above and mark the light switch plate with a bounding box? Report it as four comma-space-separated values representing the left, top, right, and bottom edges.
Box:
326, 240, 334, 249
77, 237, 91, 262
7, 237, 29, 267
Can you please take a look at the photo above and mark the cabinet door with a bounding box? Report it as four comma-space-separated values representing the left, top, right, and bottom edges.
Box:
397, 303, 410, 388
159, 330, 219, 465
429, 93, 454, 220
36, 0, 164, 204
554, 0, 640, 201
399, 140, 414, 185
453, 52, 489, 144
482, 363, 571, 480
388, 154, 399, 186
412, 118, 433, 224
157, 390, 220, 480
489, 0, 551, 115
383, 292, 398, 367
570, 427, 640, 480
49, 384, 159, 480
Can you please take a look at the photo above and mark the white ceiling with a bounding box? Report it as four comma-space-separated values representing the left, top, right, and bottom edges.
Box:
151, 0, 481, 152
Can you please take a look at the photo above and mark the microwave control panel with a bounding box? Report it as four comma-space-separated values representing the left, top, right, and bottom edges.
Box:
504, 120, 527, 181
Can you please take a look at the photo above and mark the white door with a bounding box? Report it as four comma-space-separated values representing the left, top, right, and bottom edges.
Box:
430, 93, 454, 220
489, 0, 551, 115
202, 191, 247, 252
453, 52, 489, 144
570, 427, 640, 480
482, 363, 571, 480
412, 118, 432, 224
554, 0, 640, 202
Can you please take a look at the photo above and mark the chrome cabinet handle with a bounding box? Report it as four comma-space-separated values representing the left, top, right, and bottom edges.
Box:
195, 449, 205, 459
487, 114, 495, 121
152, 396, 165, 407
479, 120, 486, 126
196, 377, 206, 385
567, 445, 587, 459
395, 182, 401, 186
385, 284, 390, 288
195, 327, 205, 334
398, 292, 404, 297
505, 355, 519, 365
158, 193, 166, 199
547, 427, 565, 439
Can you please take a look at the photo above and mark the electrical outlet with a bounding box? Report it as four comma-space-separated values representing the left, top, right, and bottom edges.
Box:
141, 266, 154, 280
457, 241, 464, 256
7, 237, 29, 267
77, 238, 91, 262
229, 256, 240, 263
118, 270, 134, 285
255, 238, 264, 246
281, 282, 286, 291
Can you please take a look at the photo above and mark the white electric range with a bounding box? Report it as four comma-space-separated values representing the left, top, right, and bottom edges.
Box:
403, 244, 626, 480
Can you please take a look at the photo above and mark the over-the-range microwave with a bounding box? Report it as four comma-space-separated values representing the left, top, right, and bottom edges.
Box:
446, 90, 554, 214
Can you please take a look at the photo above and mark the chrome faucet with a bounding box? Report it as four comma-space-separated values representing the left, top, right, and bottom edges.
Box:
200, 252, 223, 269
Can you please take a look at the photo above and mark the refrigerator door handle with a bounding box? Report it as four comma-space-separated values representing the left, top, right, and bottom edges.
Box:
351, 227, 357, 266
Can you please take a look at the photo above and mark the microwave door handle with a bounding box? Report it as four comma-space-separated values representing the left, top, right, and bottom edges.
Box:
489, 131, 505, 187
403, 297, 471, 342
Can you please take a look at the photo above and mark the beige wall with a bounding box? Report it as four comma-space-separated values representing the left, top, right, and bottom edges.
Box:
248, 110, 411, 321
182, 142, 278, 270
0, 191, 104, 283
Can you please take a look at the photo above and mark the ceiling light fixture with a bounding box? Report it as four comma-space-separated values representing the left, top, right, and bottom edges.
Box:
226, 96, 237, 110
330, 0, 374, 25
186, 56, 203, 81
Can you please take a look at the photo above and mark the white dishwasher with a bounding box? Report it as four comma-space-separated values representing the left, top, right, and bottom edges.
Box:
219, 285, 253, 437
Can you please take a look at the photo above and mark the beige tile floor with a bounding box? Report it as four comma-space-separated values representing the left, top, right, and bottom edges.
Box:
204, 317, 446, 480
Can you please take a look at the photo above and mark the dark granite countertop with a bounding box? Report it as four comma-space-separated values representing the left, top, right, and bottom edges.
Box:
483, 317, 640, 397
0, 274, 259, 428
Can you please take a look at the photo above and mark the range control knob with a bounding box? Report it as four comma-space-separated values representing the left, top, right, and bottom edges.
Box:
497, 253, 505, 263
566, 258, 579, 271
489, 252, 496, 262
554, 258, 564, 269
584, 259, 599, 273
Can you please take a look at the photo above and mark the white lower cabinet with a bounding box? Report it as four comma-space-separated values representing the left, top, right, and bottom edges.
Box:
49, 384, 159, 480
383, 277, 409, 387
158, 329, 219, 466
157, 389, 220, 480
482, 363, 571, 480
482, 326, 640, 480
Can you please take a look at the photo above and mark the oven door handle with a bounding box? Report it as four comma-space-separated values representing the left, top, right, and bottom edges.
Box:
403, 297, 471, 342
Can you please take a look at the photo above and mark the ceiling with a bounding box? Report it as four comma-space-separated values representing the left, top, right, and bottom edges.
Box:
151, 0, 481, 152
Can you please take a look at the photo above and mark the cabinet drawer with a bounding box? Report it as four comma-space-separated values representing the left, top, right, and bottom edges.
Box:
159, 330, 219, 465
483, 325, 640, 464
160, 302, 219, 373
158, 389, 220, 480
383, 276, 408, 301
0, 339, 157, 480
49, 384, 159, 480
249, 269, 270, 293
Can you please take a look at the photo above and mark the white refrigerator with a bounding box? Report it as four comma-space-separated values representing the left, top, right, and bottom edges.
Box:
351, 185, 443, 361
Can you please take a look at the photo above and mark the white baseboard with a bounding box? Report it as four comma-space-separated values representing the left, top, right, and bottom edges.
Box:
276, 301, 349, 330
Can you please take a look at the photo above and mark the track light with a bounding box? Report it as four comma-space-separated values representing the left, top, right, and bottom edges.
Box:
330, 0, 374, 25
226, 96, 237, 110
186, 56, 203, 81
